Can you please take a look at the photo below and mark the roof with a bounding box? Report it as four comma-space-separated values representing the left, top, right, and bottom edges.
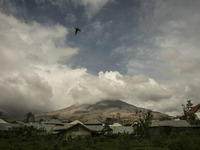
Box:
110, 126, 133, 134
151, 120, 191, 127
44, 119, 63, 125
84, 119, 102, 125
0, 123, 20, 131
0, 118, 7, 124
54, 122, 107, 133
52, 124, 70, 131
56, 123, 93, 133
85, 125, 104, 132
69, 120, 83, 125
12, 121, 25, 125
187, 104, 200, 115
110, 123, 122, 127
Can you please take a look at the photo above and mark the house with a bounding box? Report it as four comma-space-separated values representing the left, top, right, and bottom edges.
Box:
24, 119, 69, 134
0, 123, 20, 132
56, 123, 94, 138
0, 119, 20, 132
11, 121, 25, 125
55, 122, 116, 138
149, 120, 191, 136
85, 125, 104, 135
187, 104, 200, 120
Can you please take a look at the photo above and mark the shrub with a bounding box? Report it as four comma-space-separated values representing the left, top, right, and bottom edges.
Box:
152, 136, 164, 147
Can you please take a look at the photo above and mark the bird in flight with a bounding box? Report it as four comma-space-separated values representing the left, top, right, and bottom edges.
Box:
75, 28, 81, 35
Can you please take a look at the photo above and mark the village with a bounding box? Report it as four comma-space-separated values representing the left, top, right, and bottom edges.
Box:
0, 100, 200, 139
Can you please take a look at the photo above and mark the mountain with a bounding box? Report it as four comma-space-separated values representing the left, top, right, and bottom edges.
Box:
35, 100, 169, 123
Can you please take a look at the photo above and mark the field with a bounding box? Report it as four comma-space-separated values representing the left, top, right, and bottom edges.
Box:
0, 126, 200, 150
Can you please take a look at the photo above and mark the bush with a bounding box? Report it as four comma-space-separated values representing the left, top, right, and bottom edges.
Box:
168, 136, 196, 150
152, 136, 165, 147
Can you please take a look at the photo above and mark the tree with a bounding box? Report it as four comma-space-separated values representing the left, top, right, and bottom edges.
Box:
24, 112, 35, 123
117, 112, 121, 123
181, 100, 200, 125
181, 104, 188, 120
135, 110, 153, 137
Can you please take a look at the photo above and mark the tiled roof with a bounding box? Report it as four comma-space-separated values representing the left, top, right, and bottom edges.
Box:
187, 104, 200, 115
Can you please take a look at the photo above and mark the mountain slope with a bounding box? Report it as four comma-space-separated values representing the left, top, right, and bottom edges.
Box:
35, 100, 169, 122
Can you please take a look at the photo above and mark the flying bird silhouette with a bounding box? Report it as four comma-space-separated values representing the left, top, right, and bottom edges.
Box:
75, 28, 81, 35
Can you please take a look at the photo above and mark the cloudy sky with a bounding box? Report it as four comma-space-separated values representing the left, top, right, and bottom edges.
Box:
0, 0, 200, 116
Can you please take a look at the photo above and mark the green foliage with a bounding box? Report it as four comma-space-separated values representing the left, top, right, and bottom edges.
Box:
135, 110, 153, 137
0, 126, 200, 150
181, 101, 200, 125
152, 136, 165, 147
167, 131, 200, 150
187, 113, 200, 125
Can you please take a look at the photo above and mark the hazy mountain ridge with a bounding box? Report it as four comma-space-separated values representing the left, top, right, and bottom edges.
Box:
35, 100, 169, 122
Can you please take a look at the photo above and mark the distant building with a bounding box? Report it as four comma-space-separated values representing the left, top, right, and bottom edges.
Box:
149, 120, 191, 136
56, 123, 96, 138
0, 123, 20, 132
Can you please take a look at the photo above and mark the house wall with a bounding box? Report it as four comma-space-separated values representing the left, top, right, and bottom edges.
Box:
196, 110, 200, 120
65, 125, 91, 138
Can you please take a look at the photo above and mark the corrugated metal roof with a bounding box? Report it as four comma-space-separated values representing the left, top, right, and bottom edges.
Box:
0, 118, 7, 124
52, 125, 70, 131
12, 121, 25, 125
110, 126, 133, 134
54, 123, 104, 133
84, 119, 102, 125
110, 123, 122, 127
85, 125, 104, 131
0, 123, 20, 131
151, 120, 191, 127
44, 119, 63, 125
69, 120, 83, 125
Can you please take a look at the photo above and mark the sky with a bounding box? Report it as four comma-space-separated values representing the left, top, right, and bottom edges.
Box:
0, 0, 200, 116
